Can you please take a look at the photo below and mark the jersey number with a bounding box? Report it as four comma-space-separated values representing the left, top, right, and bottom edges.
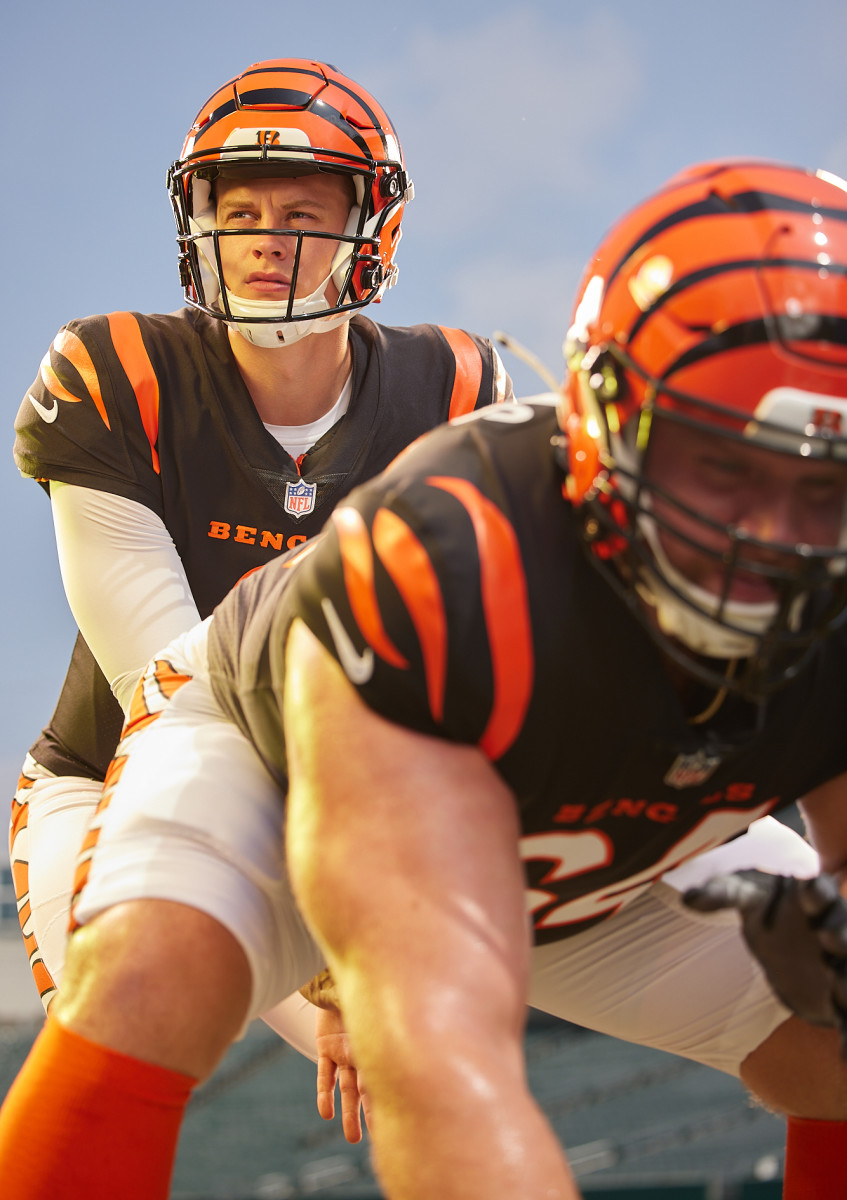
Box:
520, 803, 773, 931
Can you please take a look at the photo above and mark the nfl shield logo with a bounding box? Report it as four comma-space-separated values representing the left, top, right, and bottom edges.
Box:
284, 479, 317, 519
663, 749, 723, 789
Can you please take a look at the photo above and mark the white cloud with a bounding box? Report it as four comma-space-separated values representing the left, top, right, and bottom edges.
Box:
382, 8, 646, 234
374, 6, 649, 363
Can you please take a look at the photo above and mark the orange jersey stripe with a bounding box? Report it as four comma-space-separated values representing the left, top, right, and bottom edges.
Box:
9, 791, 59, 1005
426, 475, 533, 760
70, 658, 190, 931
107, 311, 161, 474
76, 757, 129, 860
373, 507, 447, 722
332, 506, 408, 669
43, 330, 111, 429
9, 802, 29, 905
125, 658, 192, 732
85, 752, 127, 830
439, 327, 483, 420
69, 754, 128, 928
235, 539, 321, 590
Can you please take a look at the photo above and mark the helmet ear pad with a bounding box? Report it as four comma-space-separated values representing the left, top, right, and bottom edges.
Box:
561, 346, 628, 502
563, 410, 602, 502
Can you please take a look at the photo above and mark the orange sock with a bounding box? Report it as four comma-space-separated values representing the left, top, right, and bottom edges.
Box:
784, 1114, 847, 1199
0, 1016, 195, 1199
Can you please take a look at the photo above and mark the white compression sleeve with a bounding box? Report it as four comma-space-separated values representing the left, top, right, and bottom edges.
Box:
50, 482, 201, 712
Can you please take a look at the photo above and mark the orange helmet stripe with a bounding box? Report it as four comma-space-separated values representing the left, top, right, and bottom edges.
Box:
605, 163, 847, 292
191, 61, 398, 159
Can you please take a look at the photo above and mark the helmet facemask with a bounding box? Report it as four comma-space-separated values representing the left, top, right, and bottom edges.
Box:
178, 164, 386, 347
576, 352, 847, 700
560, 160, 847, 701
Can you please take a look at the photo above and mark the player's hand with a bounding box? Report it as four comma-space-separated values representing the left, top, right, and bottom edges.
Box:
314, 1006, 371, 1144
299, 967, 341, 1010
683, 870, 847, 1053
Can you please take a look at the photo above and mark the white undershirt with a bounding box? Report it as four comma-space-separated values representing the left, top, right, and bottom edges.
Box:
262, 371, 352, 458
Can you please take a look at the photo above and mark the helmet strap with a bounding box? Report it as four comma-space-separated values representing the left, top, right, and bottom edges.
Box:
686, 659, 738, 726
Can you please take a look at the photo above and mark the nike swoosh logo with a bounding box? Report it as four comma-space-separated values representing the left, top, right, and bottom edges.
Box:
321, 598, 374, 685
28, 392, 58, 423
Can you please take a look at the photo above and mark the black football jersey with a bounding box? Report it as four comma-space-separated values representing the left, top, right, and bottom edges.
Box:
15, 308, 509, 779
207, 402, 847, 945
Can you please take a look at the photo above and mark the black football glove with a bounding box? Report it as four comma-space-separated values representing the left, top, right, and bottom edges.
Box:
683, 870, 847, 1055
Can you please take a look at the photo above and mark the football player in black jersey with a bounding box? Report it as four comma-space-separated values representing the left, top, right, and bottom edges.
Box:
9, 58, 511, 1041
3, 161, 847, 1199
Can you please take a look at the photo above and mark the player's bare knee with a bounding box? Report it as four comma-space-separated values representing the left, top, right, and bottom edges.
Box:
52, 899, 251, 1077
740, 1016, 847, 1119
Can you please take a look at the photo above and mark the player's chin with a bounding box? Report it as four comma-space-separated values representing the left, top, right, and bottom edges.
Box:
725, 582, 779, 607
693, 563, 779, 608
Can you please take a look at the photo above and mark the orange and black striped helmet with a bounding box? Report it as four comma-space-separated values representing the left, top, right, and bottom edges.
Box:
167, 59, 412, 346
558, 159, 847, 699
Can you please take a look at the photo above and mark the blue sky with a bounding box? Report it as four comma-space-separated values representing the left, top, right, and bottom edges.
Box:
3, 0, 847, 793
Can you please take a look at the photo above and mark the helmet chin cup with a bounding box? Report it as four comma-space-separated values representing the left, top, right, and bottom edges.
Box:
634, 517, 777, 659
224, 285, 355, 347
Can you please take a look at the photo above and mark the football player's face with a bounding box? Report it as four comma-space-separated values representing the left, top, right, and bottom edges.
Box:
643, 418, 847, 604
214, 173, 353, 307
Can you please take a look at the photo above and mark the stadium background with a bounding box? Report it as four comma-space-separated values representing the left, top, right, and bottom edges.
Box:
2, 0, 844, 1192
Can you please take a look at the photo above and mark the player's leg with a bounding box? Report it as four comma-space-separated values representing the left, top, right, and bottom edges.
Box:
11, 755, 322, 1059
662, 812, 846, 1196
284, 621, 579, 1200
11, 752, 321, 1063
0, 1014, 195, 1200
529, 881, 790, 1073
0, 623, 325, 1199
528, 880, 847, 1197
9, 758, 103, 1009
739, 1019, 847, 1198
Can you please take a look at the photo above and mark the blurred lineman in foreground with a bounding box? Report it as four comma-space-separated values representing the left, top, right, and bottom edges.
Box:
3, 160, 847, 1199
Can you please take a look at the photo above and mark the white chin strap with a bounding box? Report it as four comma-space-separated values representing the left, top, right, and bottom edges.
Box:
609, 426, 778, 658
635, 516, 780, 659
224, 282, 354, 347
